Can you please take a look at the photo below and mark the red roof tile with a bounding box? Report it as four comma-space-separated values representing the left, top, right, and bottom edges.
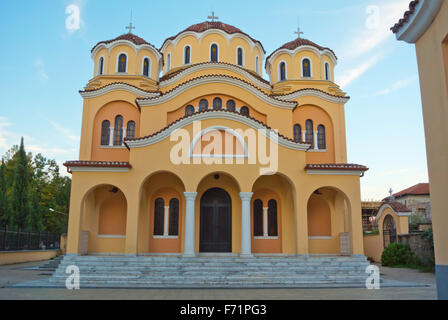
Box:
382, 200, 411, 213
162, 21, 265, 53
63, 161, 131, 173
305, 163, 369, 171
391, 0, 420, 34
91, 33, 159, 54
393, 183, 430, 198
266, 38, 336, 62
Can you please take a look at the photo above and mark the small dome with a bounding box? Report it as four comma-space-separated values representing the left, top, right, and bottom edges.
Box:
267, 38, 336, 61
91, 33, 158, 53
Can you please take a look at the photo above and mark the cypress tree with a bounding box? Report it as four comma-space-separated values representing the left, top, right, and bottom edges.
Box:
10, 138, 30, 229
0, 159, 8, 226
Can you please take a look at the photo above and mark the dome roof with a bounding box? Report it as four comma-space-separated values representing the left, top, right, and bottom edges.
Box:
266, 38, 336, 62
161, 21, 265, 53
91, 33, 159, 53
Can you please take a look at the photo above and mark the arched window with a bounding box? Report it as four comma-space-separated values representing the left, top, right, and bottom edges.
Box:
126, 121, 136, 139
167, 54, 171, 72
153, 198, 165, 236
305, 119, 314, 145
199, 99, 208, 111
237, 48, 243, 66
317, 125, 326, 149
253, 199, 263, 237
113, 115, 124, 146
255, 56, 259, 74
268, 199, 278, 237
185, 105, 195, 116
325, 62, 330, 81
226, 100, 236, 112
279, 62, 286, 81
169, 198, 179, 236
143, 58, 150, 77
184, 46, 191, 65
240, 106, 249, 117
293, 124, 302, 142
302, 58, 311, 77
118, 54, 127, 73
210, 44, 218, 62
213, 97, 222, 110
98, 57, 104, 76
100, 120, 110, 145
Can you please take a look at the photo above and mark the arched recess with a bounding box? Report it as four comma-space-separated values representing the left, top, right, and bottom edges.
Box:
80, 184, 128, 254
138, 171, 186, 254
91, 100, 140, 162
382, 214, 397, 248
307, 186, 352, 255
194, 172, 241, 254
251, 173, 296, 254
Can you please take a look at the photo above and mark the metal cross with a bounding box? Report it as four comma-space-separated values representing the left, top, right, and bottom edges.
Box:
389, 188, 393, 197
295, 26, 304, 39
208, 11, 219, 22
126, 21, 135, 34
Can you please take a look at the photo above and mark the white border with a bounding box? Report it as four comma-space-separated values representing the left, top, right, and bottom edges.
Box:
301, 57, 313, 79
183, 45, 191, 65
278, 60, 287, 82
97, 56, 105, 76
116, 52, 129, 73
142, 56, 151, 78
210, 42, 219, 62
236, 46, 244, 67
276, 88, 350, 104
80, 83, 161, 99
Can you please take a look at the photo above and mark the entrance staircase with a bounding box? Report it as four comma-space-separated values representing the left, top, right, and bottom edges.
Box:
48, 255, 371, 288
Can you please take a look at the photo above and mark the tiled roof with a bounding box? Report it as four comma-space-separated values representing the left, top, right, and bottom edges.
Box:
91, 33, 159, 53
391, 0, 420, 34
162, 21, 265, 53
63, 161, 132, 168
381, 200, 411, 213
266, 38, 336, 62
305, 164, 369, 171
393, 183, 430, 198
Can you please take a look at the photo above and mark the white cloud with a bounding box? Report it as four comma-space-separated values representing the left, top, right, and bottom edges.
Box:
338, 54, 383, 88
46, 118, 80, 142
373, 76, 418, 96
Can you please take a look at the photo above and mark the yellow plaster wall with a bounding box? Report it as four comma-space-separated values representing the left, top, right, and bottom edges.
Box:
0, 250, 58, 266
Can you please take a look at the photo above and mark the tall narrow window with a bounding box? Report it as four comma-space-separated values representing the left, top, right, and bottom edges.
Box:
184, 46, 191, 64
240, 106, 249, 117
267, 199, 278, 237
199, 99, 208, 111
226, 100, 236, 112
100, 120, 110, 145
98, 57, 104, 76
185, 105, 195, 116
211, 44, 218, 62
255, 56, 259, 74
253, 199, 263, 237
293, 124, 302, 142
305, 119, 314, 145
118, 54, 127, 73
302, 58, 311, 77
325, 62, 330, 81
317, 125, 326, 149
169, 198, 179, 236
279, 62, 286, 81
114, 115, 124, 146
153, 198, 164, 236
237, 48, 243, 66
126, 121, 136, 139
213, 97, 222, 110
143, 58, 150, 77
167, 54, 171, 72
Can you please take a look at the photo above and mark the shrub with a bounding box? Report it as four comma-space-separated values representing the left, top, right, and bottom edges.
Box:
381, 242, 414, 266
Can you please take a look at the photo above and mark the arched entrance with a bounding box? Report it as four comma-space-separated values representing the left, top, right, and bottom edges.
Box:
200, 188, 232, 252
383, 214, 397, 248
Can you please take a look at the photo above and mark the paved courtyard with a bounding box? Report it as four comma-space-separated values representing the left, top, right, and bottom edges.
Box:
0, 259, 437, 300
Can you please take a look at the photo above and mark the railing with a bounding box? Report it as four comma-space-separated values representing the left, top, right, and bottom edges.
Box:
0, 226, 61, 251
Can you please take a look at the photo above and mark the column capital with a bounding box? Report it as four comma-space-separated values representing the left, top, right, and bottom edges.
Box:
239, 192, 253, 201
184, 192, 198, 200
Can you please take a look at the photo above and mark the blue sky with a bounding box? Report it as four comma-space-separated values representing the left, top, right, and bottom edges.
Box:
0, 0, 427, 200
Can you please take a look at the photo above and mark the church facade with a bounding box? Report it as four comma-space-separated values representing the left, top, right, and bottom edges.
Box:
64, 19, 368, 258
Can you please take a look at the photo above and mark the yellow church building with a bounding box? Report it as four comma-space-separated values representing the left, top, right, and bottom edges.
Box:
63, 18, 369, 263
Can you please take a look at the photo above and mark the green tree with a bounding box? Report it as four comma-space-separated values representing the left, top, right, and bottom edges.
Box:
0, 159, 9, 225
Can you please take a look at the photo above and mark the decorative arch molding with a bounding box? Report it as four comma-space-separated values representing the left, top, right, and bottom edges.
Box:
125, 110, 310, 151
138, 75, 296, 109
79, 83, 161, 99
190, 125, 249, 158
376, 204, 412, 221
275, 88, 350, 104
160, 29, 266, 55
92, 40, 163, 64
266, 45, 337, 76
159, 62, 271, 91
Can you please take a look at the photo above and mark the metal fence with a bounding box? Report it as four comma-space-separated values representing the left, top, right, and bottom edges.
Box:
0, 226, 61, 251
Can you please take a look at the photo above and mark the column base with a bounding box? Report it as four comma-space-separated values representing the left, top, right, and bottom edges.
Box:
239, 253, 254, 258
183, 253, 196, 258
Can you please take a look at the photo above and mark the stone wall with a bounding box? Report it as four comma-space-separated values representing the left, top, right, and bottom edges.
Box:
398, 233, 434, 262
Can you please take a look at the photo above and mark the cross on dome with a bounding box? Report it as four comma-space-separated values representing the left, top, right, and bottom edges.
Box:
126, 11, 135, 34
295, 26, 304, 39
208, 11, 219, 22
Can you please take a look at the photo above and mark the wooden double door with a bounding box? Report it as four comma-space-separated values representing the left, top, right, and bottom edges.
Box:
199, 188, 232, 253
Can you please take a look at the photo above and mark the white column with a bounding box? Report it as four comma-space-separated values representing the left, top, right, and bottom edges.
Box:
183, 192, 197, 257
302, 131, 306, 143
122, 127, 127, 145
109, 127, 114, 146
240, 192, 253, 257
163, 206, 170, 236
314, 130, 319, 150
263, 207, 269, 237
